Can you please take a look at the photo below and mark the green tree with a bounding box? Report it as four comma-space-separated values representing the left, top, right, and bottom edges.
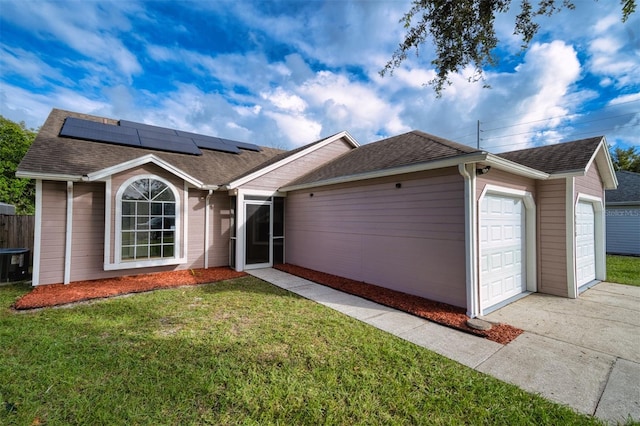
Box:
0, 116, 36, 214
381, 0, 637, 96
611, 146, 640, 173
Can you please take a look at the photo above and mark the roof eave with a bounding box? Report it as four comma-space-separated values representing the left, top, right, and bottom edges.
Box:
15, 170, 84, 181
484, 154, 550, 179
279, 152, 488, 192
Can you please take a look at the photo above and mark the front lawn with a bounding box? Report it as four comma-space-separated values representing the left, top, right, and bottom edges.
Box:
0, 277, 599, 425
607, 255, 640, 286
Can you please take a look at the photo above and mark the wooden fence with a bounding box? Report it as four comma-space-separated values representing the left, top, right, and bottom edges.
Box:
0, 215, 35, 264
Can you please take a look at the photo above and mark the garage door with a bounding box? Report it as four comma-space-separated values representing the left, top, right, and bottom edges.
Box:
576, 201, 596, 287
480, 194, 526, 311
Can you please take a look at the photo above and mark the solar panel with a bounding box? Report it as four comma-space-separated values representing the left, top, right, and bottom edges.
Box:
60, 116, 261, 156
60, 117, 141, 146
191, 137, 240, 154
118, 120, 177, 135
139, 134, 202, 155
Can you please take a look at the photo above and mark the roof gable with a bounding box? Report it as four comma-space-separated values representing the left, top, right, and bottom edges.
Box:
284, 130, 480, 188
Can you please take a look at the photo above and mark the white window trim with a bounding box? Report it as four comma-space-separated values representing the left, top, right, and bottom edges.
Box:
477, 184, 537, 315
104, 174, 186, 271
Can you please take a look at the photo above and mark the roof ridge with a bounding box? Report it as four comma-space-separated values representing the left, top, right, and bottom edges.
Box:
410, 130, 479, 154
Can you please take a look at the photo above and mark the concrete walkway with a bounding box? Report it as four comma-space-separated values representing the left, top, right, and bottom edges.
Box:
248, 268, 640, 424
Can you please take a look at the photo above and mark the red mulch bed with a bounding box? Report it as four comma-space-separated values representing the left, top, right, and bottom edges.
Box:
13, 267, 246, 310
275, 264, 523, 345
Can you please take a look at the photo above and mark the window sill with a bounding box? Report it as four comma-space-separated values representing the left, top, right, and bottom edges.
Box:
103, 257, 188, 271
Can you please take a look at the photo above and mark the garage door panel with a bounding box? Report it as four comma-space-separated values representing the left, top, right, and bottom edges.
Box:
480, 194, 527, 310
576, 201, 596, 286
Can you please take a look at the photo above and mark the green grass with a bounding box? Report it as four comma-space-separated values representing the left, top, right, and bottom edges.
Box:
607, 255, 640, 286
0, 277, 600, 425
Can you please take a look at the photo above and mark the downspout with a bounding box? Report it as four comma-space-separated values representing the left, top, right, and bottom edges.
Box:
458, 164, 479, 318
204, 189, 213, 269
32, 180, 43, 286
64, 181, 73, 284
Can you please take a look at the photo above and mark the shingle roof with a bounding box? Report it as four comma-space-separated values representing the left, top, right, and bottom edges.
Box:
18, 109, 285, 186
606, 171, 640, 203
498, 137, 603, 174
286, 130, 480, 187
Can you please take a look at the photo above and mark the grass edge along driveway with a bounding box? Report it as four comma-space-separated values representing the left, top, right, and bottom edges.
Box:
607, 255, 640, 286
1, 277, 602, 425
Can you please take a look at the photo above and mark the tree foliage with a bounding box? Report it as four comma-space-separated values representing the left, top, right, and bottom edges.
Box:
381, 0, 637, 96
0, 116, 36, 215
611, 146, 640, 173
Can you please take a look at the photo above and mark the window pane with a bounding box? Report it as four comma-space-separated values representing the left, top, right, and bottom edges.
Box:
137, 217, 150, 229
136, 232, 149, 245
136, 245, 149, 258
163, 244, 174, 257
150, 217, 163, 229
123, 186, 146, 200
164, 217, 175, 230
131, 180, 150, 199
137, 202, 149, 215
150, 231, 162, 245
122, 201, 135, 215
151, 202, 162, 215
149, 245, 162, 258
121, 246, 134, 259
273, 197, 284, 237
164, 203, 175, 216
121, 232, 135, 245
122, 217, 135, 230
162, 231, 174, 243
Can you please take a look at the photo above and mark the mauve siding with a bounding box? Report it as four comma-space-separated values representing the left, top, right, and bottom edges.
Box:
475, 168, 536, 198
188, 190, 206, 269
575, 161, 604, 200
70, 182, 107, 282
209, 192, 231, 267
285, 168, 467, 307
537, 179, 569, 296
39, 181, 66, 285
241, 138, 353, 190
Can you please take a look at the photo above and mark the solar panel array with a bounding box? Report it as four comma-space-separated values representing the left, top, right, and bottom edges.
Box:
59, 117, 261, 155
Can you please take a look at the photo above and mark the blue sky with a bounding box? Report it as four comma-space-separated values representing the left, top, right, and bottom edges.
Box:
1, 0, 638, 151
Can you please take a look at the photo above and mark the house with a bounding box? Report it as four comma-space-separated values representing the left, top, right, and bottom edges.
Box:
17, 109, 617, 317
606, 171, 640, 256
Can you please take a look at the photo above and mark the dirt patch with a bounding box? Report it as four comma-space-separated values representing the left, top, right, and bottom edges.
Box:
13, 267, 246, 310
275, 264, 523, 345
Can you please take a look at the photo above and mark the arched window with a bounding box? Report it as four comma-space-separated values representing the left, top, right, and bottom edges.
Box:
120, 177, 177, 261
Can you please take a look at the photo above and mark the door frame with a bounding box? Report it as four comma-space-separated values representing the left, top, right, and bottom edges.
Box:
233, 189, 285, 272
573, 193, 605, 294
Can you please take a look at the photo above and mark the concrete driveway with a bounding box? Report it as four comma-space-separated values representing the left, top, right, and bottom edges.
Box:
482, 282, 640, 424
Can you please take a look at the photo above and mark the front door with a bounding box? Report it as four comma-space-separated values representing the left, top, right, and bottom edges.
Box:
244, 202, 271, 268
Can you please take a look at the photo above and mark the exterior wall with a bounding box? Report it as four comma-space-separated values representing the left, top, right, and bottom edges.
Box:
70, 182, 108, 282
188, 190, 206, 269
38, 169, 232, 285
241, 138, 353, 190
285, 167, 467, 307
475, 167, 537, 198
575, 161, 605, 200
210, 192, 232, 267
39, 181, 66, 285
606, 205, 640, 255
536, 179, 569, 296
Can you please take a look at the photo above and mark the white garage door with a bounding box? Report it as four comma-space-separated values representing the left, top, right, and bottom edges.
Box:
480, 194, 526, 311
576, 201, 596, 287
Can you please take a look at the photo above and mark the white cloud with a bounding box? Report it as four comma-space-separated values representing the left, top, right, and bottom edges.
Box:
261, 88, 307, 113
264, 111, 322, 145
